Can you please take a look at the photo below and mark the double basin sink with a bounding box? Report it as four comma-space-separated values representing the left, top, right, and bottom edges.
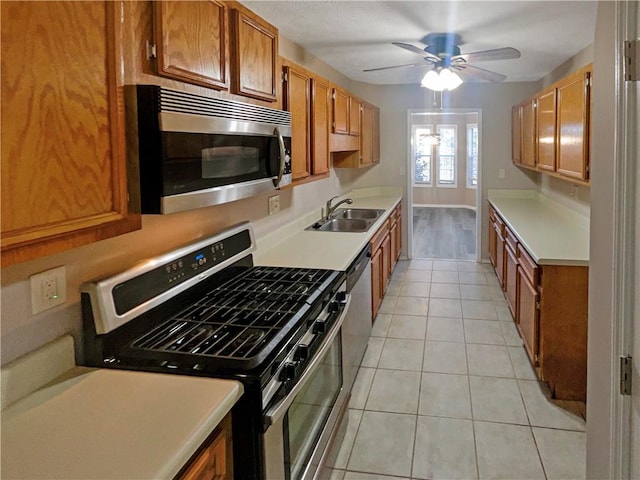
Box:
306, 208, 385, 233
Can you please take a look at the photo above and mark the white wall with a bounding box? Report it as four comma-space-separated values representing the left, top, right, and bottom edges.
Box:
350, 80, 540, 259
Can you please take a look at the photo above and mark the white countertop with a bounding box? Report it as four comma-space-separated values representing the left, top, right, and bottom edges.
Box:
488, 190, 589, 266
254, 189, 402, 270
1, 336, 243, 480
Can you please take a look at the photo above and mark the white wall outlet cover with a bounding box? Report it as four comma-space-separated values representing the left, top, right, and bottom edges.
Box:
498, 168, 506, 179
268, 195, 280, 215
30, 266, 67, 315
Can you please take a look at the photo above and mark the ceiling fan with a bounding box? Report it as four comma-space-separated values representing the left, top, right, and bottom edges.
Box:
364, 33, 521, 91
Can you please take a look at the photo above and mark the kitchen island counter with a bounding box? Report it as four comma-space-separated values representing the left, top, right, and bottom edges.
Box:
1, 335, 243, 480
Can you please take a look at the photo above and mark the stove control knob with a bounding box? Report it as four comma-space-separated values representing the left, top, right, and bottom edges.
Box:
295, 344, 310, 362
336, 291, 348, 304
280, 363, 296, 382
329, 301, 341, 313
313, 320, 327, 334
294, 344, 309, 362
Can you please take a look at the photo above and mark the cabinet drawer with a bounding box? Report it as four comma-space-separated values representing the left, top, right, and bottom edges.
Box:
517, 244, 538, 284
505, 227, 518, 252
370, 219, 390, 252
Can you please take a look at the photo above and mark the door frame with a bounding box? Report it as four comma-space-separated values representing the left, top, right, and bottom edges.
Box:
405, 108, 483, 261
608, 0, 638, 477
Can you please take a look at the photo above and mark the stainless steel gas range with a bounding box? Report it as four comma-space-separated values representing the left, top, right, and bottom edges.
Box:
80, 223, 350, 480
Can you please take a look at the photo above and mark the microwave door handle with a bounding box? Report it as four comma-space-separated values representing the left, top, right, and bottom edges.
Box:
274, 127, 286, 187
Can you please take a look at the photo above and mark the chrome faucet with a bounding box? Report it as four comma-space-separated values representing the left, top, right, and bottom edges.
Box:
325, 196, 353, 220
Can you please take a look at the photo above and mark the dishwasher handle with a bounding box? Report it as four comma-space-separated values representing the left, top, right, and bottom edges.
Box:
346, 245, 371, 291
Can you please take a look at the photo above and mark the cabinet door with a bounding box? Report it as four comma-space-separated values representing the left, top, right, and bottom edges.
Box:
390, 218, 398, 271
1, 2, 140, 267
511, 105, 522, 164
382, 232, 392, 293
349, 97, 361, 136
536, 88, 556, 172
153, 1, 229, 90
521, 99, 537, 168
494, 223, 505, 288
360, 102, 374, 165
517, 265, 539, 365
283, 66, 311, 181
311, 77, 331, 175
178, 414, 232, 480
488, 218, 497, 267
371, 246, 383, 320
230, 8, 278, 102
372, 106, 381, 164
332, 88, 349, 134
395, 206, 402, 260
504, 243, 518, 319
556, 70, 590, 180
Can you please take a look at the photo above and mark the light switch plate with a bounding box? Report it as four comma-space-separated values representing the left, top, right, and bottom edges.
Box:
30, 266, 66, 315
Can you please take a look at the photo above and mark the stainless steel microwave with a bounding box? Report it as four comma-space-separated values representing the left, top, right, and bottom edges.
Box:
127, 85, 292, 214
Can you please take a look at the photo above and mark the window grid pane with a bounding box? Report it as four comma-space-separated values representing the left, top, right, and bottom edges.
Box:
437, 126, 456, 185
467, 124, 478, 187
414, 127, 433, 184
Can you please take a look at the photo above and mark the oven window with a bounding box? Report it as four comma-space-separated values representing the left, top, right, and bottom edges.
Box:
286, 334, 342, 480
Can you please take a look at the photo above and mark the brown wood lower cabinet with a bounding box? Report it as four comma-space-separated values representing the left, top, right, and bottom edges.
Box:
177, 414, 232, 480
371, 203, 403, 321
487, 202, 588, 401
517, 264, 539, 363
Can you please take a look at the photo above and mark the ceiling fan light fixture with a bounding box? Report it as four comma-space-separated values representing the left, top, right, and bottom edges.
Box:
421, 68, 462, 91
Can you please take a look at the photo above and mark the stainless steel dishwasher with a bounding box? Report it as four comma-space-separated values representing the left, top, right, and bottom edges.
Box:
342, 245, 373, 393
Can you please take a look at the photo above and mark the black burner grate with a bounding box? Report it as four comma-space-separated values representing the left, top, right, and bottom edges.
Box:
130, 266, 335, 363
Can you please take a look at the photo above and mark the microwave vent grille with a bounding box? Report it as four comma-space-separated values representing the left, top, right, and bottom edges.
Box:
158, 88, 291, 127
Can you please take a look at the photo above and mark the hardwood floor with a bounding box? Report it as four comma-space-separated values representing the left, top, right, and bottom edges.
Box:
413, 207, 476, 260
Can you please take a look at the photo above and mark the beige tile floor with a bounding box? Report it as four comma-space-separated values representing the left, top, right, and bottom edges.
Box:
328, 259, 586, 480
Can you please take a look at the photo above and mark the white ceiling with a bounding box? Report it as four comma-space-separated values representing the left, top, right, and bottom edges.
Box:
241, 1, 598, 85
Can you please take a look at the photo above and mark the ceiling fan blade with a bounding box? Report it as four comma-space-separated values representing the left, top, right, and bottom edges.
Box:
453, 63, 507, 82
454, 47, 521, 63
392, 42, 441, 62
363, 62, 431, 72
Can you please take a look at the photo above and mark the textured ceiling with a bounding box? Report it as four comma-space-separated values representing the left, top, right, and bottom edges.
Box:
241, 1, 598, 85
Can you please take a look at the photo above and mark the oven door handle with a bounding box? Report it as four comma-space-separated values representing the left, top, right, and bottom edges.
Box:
264, 294, 351, 428
273, 127, 288, 187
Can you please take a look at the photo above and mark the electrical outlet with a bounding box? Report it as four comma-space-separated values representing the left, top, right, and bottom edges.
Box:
498, 168, 506, 179
30, 266, 66, 315
268, 194, 280, 215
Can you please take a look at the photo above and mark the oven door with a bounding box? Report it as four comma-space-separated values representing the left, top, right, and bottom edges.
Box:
264, 296, 351, 480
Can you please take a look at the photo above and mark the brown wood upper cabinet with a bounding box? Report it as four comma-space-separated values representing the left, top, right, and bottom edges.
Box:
349, 96, 362, 136
230, 6, 278, 102
333, 101, 380, 168
520, 98, 537, 169
512, 64, 591, 185
332, 87, 350, 134
511, 105, 522, 165
282, 61, 332, 185
310, 77, 331, 175
152, 1, 229, 90
283, 65, 311, 181
1, 1, 141, 267
556, 67, 591, 181
536, 87, 556, 172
